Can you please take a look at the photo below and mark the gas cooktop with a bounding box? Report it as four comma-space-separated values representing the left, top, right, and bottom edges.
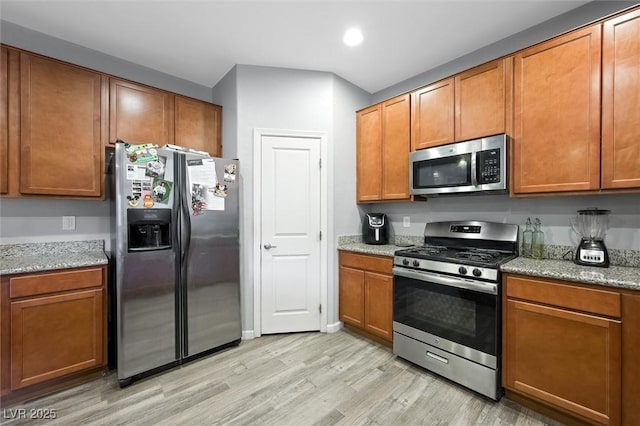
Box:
395, 245, 517, 268
393, 221, 519, 281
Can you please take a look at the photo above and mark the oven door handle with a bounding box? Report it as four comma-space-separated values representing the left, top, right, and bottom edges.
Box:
393, 267, 497, 295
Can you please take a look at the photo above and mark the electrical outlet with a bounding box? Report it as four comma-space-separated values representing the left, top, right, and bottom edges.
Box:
403, 216, 410, 228
62, 216, 76, 231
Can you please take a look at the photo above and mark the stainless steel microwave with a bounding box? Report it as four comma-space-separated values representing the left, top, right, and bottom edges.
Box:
410, 134, 507, 196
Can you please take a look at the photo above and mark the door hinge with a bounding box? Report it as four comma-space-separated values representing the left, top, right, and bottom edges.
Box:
319, 158, 322, 168
319, 304, 322, 314
319, 231, 322, 240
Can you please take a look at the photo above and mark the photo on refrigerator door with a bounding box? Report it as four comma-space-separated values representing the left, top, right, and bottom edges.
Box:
152, 178, 172, 204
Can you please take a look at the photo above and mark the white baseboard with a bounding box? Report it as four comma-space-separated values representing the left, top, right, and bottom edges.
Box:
326, 321, 343, 333
241, 330, 255, 340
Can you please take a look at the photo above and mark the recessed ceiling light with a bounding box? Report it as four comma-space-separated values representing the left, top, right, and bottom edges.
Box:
343, 28, 363, 47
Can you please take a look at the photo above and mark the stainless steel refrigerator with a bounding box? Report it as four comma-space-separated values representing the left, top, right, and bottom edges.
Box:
107, 141, 241, 386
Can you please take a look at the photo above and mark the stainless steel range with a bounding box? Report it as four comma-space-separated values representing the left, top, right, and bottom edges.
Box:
393, 220, 518, 400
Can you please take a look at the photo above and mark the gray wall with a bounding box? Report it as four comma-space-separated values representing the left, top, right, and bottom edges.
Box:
373, 1, 639, 102
329, 75, 371, 325
362, 194, 640, 251
212, 66, 239, 159
0, 198, 110, 247
213, 65, 369, 332
0, 20, 213, 102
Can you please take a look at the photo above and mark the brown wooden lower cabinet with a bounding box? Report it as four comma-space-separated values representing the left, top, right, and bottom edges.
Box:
503, 273, 626, 426
1, 266, 107, 405
339, 251, 393, 345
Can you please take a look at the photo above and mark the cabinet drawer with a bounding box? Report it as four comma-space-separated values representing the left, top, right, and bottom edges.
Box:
505, 274, 620, 318
339, 251, 392, 275
10, 267, 104, 299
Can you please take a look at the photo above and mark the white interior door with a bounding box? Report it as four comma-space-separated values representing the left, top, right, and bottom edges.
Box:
260, 134, 321, 334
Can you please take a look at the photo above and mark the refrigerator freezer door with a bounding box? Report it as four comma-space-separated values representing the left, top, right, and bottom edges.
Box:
114, 144, 179, 380
181, 154, 241, 357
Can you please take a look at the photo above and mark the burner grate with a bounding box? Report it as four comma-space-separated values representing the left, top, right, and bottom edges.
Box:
455, 251, 496, 263
420, 245, 447, 254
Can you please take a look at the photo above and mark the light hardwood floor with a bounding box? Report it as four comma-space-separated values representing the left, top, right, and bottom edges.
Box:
2, 330, 562, 425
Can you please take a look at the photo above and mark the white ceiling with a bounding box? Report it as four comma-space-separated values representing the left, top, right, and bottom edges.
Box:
0, 1, 590, 94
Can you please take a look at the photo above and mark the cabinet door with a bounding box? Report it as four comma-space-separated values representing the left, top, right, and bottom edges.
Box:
411, 77, 454, 150
513, 26, 601, 194
505, 299, 621, 425
109, 79, 173, 146
175, 95, 222, 156
364, 271, 393, 341
11, 288, 104, 390
381, 94, 410, 200
602, 9, 640, 189
356, 104, 382, 201
339, 266, 364, 327
455, 58, 508, 141
1, 47, 7, 195
20, 53, 105, 196
621, 293, 640, 426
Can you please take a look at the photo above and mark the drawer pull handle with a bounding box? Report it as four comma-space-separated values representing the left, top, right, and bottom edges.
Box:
426, 351, 449, 364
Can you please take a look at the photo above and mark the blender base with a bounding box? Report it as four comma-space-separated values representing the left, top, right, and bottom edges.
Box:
574, 239, 610, 268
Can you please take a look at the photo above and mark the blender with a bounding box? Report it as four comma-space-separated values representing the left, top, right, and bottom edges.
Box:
571, 208, 611, 267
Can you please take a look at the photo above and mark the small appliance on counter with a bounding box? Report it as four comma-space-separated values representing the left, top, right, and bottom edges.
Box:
363, 213, 388, 245
571, 208, 611, 268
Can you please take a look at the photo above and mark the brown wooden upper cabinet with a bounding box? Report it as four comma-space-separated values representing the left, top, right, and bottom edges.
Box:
174, 95, 222, 156
109, 79, 173, 146
20, 52, 106, 197
356, 94, 410, 202
411, 58, 510, 151
512, 26, 602, 194
601, 8, 640, 190
455, 59, 510, 142
0, 46, 224, 199
411, 77, 454, 150
1, 47, 8, 195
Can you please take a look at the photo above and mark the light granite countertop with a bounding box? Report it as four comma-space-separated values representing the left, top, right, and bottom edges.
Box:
337, 235, 639, 291
337, 235, 422, 258
0, 240, 108, 275
501, 257, 640, 291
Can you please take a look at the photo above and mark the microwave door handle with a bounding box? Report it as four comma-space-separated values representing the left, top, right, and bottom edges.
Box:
471, 153, 478, 187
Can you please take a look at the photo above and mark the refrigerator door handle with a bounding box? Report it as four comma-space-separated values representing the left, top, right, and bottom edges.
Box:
180, 157, 192, 266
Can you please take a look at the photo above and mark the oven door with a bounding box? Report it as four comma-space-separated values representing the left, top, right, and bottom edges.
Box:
393, 267, 499, 367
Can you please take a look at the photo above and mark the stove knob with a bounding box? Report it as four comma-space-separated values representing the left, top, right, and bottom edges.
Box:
458, 266, 467, 275
413, 260, 420, 267
473, 268, 482, 277
402, 258, 410, 266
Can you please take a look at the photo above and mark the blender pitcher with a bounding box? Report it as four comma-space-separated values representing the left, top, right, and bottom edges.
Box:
570, 208, 611, 267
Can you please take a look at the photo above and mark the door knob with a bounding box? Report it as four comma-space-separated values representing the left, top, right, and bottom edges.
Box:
264, 243, 277, 250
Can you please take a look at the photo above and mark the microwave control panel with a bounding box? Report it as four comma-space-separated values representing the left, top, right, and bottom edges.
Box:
477, 149, 501, 184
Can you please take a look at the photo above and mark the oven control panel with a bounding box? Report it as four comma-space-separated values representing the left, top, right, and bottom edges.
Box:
393, 256, 499, 282
450, 225, 481, 233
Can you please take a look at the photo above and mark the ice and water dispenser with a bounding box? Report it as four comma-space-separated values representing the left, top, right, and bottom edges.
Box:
127, 209, 172, 251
